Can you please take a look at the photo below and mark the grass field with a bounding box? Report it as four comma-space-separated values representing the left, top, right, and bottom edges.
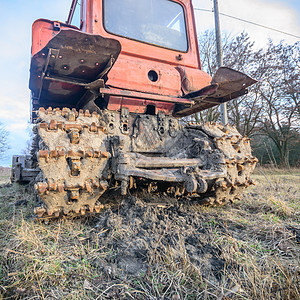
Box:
0, 167, 10, 185
0, 168, 299, 299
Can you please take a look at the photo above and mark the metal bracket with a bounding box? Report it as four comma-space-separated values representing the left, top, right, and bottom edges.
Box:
38, 48, 59, 100
53, 22, 61, 31
169, 118, 179, 137
97, 56, 115, 79
106, 112, 116, 134
157, 112, 166, 136
120, 107, 129, 135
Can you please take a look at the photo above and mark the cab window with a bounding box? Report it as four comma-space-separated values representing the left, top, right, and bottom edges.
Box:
103, 0, 188, 52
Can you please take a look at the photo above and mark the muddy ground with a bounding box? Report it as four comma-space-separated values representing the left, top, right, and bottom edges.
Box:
0, 168, 299, 299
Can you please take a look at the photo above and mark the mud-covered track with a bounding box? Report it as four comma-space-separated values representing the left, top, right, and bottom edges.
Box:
185, 122, 257, 205
33, 107, 110, 218
32, 107, 257, 219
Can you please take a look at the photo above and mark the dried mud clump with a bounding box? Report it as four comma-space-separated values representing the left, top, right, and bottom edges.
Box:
94, 195, 226, 280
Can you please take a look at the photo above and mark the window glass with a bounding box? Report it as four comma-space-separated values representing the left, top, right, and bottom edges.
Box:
70, 1, 81, 28
103, 0, 188, 52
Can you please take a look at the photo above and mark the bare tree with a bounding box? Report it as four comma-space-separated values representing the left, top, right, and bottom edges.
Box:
196, 31, 263, 135
196, 30, 300, 167
0, 122, 9, 159
224, 32, 264, 136
258, 41, 300, 167
21, 123, 34, 155
195, 30, 231, 123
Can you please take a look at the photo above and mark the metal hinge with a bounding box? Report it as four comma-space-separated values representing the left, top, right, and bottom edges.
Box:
53, 22, 61, 31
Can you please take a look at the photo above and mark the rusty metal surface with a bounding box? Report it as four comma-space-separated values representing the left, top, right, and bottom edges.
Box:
182, 83, 219, 100
29, 29, 121, 109
11, 155, 39, 183
173, 67, 257, 117
211, 67, 257, 94
99, 88, 193, 104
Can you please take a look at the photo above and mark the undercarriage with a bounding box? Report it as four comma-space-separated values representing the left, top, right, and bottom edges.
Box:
13, 107, 257, 219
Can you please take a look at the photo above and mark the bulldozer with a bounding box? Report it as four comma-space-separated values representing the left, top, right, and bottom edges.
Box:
11, 0, 258, 219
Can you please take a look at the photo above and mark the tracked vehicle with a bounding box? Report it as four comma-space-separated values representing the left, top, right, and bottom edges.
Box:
11, 0, 258, 218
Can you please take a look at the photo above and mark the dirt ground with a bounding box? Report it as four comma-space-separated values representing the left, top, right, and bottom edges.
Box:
0, 168, 299, 299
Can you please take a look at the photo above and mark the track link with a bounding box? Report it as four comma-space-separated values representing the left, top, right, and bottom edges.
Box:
33, 107, 109, 218
186, 122, 257, 205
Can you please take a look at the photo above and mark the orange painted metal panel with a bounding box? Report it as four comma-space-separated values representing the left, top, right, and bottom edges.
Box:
31, 19, 79, 56
86, 0, 212, 97
30, 0, 214, 116
107, 96, 175, 115
107, 56, 182, 96
90, 0, 200, 68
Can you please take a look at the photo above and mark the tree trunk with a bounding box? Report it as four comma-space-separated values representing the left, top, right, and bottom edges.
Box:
279, 142, 290, 168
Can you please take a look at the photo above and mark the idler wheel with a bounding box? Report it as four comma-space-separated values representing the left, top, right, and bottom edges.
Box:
197, 177, 208, 194
184, 177, 198, 193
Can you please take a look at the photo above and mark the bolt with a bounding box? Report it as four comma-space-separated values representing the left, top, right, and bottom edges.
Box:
176, 54, 183, 61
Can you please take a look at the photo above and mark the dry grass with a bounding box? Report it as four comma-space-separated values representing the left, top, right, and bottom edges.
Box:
0, 167, 10, 185
0, 168, 299, 299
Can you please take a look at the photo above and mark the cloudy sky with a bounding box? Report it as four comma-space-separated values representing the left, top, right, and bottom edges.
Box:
0, 0, 299, 166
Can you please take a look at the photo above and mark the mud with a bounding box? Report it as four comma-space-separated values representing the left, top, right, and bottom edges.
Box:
2, 173, 300, 299
84, 193, 227, 285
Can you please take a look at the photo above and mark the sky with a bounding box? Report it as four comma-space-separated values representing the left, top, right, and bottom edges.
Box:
0, 0, 299, 166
